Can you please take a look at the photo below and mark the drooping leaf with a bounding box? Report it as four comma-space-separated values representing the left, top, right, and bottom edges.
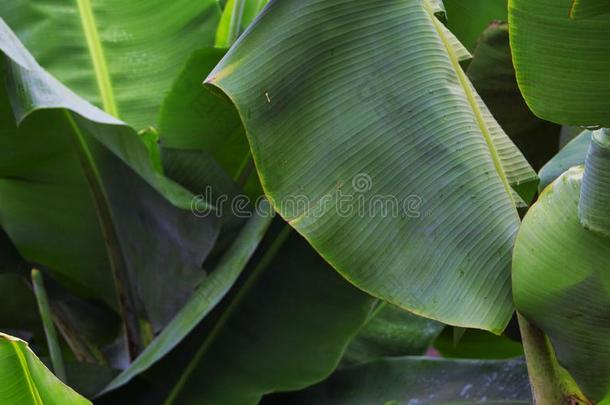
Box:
101, 208, 273, 395
467, 21, 560, 175
569, 0, 610, 19
0, 19, 219, 339
165, 231, 377, 405
342, 303, 443, 366
513, 166, 610, 402
265, 357, 532, 405
509, 0, 610, 126
539, 130, 592, 192
442, 0, 508, 51
205, 0, 536, 332
0, 0, 221, 128
0, 333, 90, 404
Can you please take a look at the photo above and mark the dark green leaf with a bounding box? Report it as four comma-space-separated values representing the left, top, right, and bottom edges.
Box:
342, 303, 443, 366
0, 19, 219, 337
101, 208, 273, 394
443, 0, 507, 51
166, 231, 376, 405
267, 357, 532, 405
434, 327, 523, 360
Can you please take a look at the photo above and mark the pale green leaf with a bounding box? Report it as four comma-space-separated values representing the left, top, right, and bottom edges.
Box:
513, 166, 610, 402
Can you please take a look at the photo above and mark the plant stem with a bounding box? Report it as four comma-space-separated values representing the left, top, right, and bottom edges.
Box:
517, 312, 591, 404
31, 269, 67, 382
164, 224, 292, 405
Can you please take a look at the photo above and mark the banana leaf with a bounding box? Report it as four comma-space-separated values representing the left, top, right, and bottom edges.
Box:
513, 164, 610, 402
164, 231, 377, 405
0, 333, 90, 404
509, 0, 610, 126
0, 19, 219, 348
467, 21, 560, 175
342, 303, 443, 366
265, 357, 532, 405
569, 0, 610, 19
204, 0, 536, 332
0, 0, 221, 128
538, 130, 592, 192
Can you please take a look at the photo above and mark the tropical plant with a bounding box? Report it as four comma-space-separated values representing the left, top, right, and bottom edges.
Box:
0, 0, 607, 403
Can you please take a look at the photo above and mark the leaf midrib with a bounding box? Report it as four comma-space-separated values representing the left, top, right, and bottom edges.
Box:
424, 2, 516, 209
75, 0, 119, 117
10, 341, 43, 405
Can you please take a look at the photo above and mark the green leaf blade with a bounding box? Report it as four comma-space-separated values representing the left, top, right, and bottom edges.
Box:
0, 333, 90, 405
206, 0, 533, 332
513, 166, 610, 402
509, 0, 610, 126
1, 0, 221, 128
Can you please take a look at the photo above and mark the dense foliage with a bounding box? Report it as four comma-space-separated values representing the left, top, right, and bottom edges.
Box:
0, 0, 607, 404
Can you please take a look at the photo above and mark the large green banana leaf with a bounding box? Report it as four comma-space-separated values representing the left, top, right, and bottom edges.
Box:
342, 303, 443, 366
513, 164, 610, 402
165, 231, 376, 405
0, 19, 218, 340
509, 0, 610, 126
538, 130, 592, 192
0, 0, 221, 128
0, 333, 90, 404
265, 357, 531, 404
467, 22, 560, 174
204, 0, 536, 332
